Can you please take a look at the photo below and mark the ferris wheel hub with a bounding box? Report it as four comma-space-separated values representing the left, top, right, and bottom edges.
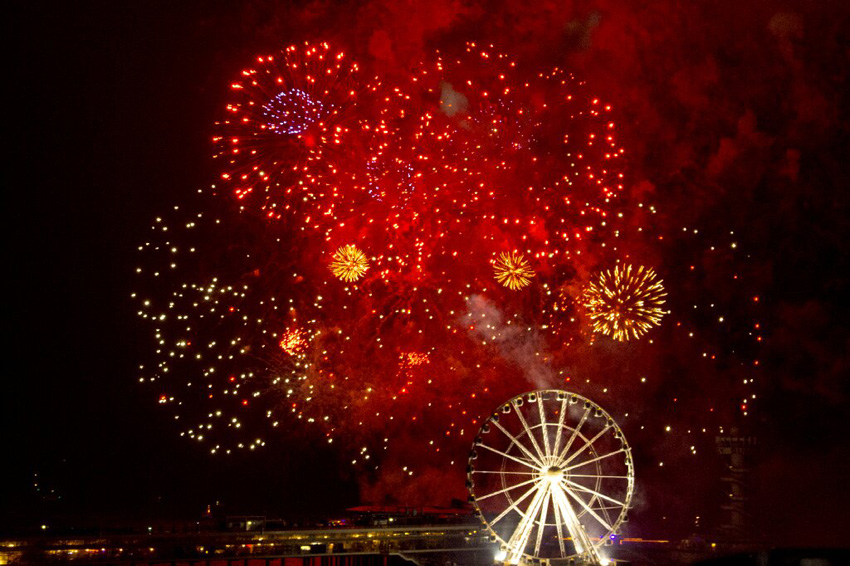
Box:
544, 466, 564, 481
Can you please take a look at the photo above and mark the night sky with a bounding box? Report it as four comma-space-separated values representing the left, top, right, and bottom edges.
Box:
5, 0, 849, 549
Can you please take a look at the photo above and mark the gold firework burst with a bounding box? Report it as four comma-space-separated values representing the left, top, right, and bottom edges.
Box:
330, 244, 369, 282
493, 251, 535, 290
583, 264, 667, 341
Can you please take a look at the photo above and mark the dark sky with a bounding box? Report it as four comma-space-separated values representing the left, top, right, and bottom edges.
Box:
5, 1, 359, 527
5, 0, 850, 547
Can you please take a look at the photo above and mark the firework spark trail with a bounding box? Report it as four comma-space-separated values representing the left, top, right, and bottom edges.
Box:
134, 206, 330, 454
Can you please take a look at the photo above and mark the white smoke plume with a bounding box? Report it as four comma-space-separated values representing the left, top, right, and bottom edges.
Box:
463, 294, 555, 389
439, 81, 468, 117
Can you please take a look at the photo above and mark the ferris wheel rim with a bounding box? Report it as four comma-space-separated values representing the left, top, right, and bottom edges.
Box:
467, 389, 635, 565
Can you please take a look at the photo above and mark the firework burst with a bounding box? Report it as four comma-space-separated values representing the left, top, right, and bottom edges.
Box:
493, 251, 536, 290
211, 41, 362, 221
330, 244, 370, 282
582, 264, 667, 341
279, 327, 309, 355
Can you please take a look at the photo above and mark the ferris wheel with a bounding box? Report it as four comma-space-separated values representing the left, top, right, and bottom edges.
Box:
467, 390, 634, 566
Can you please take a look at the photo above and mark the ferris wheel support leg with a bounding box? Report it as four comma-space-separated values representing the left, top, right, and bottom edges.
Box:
552, 484, 603, 566
505, 482, 549, 565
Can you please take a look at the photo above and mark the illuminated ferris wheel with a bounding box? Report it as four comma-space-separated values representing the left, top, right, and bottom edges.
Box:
467, 390, 634, 566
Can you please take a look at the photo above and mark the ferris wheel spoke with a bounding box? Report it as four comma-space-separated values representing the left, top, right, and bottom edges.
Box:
512, 403, 547, 463
594, 505, 626, 513
533, 488, 551, 557
564, 486, 614, 533
476, 476, 541, 502
564, 448, 625, 472
556, 407, 591, 463
561, 424, 612, 467
472, 470, 537, 475
550, 397, 569, 459
490, 481, 540, 526
600, 502, 615, 530
568, 474, 630, 479
477, 442, 541, 471
564, 479, 627, 508
491, 419, 545, 467
537, 399, 551, 458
